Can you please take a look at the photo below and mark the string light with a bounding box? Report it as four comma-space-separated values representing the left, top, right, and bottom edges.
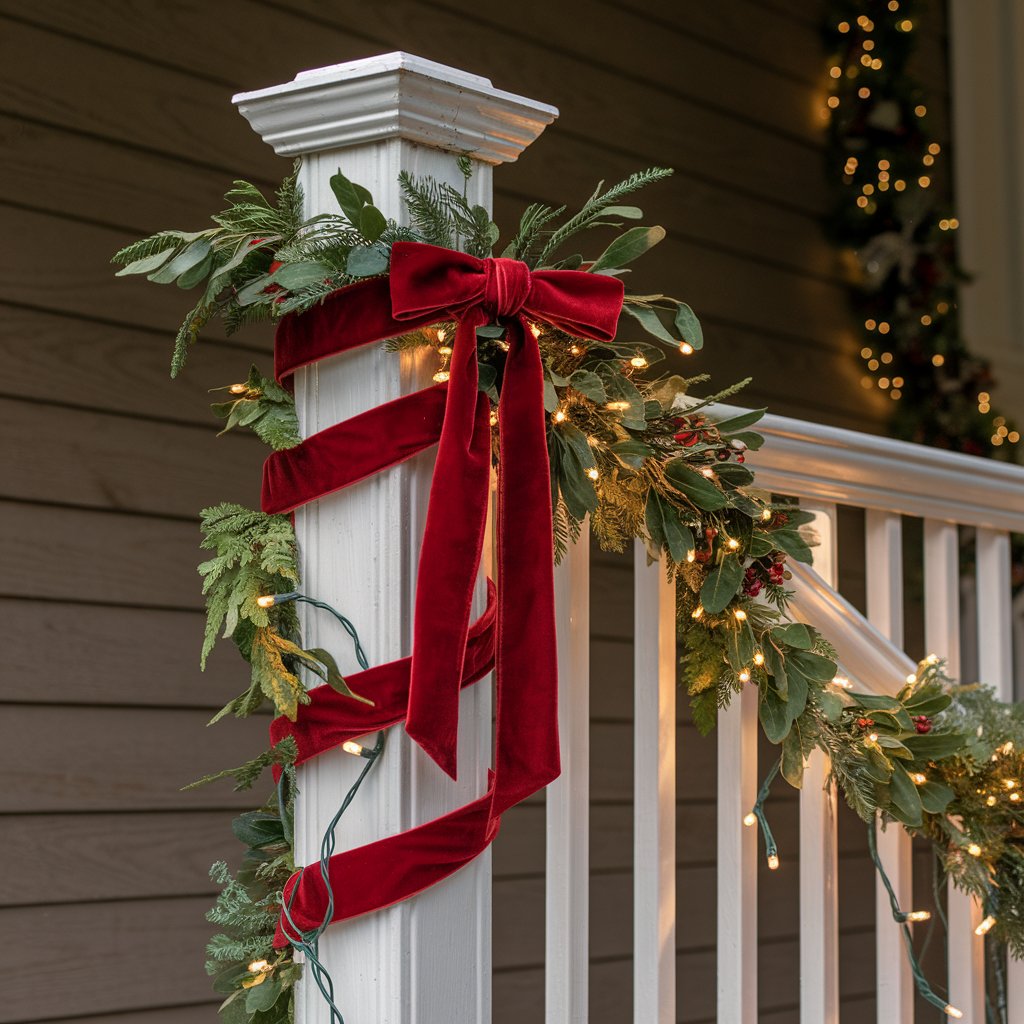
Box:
733, 609, 748, 621
915, 104, 927, 116
858, 86, 871, 99
256, 595, 276, 608
944, 1006, 964, 1019
686, 549, 696, 563
975, 915, 997, 936
489, 411, 498, 427
911, 772, 927, 785
342, 740, 364, 757
905, 910, 931, 923
987, 795, 997, 807
754, 652, 765, 666
229, 383, 248, 395
629, 354, 648, 368
838, 20, 850, 32
248, 959, 271, 974
700, 467, 715, 478
767, 854, 780, 871
932, 353, 945, 366
967, 843, 982, 857
569, 344, 583, 356
438, 345, 453, 356
530, 324, 541, 339
606, 400, 630, 411
738, 668, 751, 683
691, 606, 704, 620
553, 409, 567, 423
586, 467, 599, 481
433, 369, 450, 383
919, 175, 931, 189
727, 538, 739, 550
436, 327, 447, 343
743, 812, 757, 827
761, 508, 773, 520
679, 341, 694, 355
832, 675, 852, 690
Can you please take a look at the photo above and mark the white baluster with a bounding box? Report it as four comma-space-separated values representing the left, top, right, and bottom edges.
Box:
865, 510, 914, 1022
634, 540, 676, 1024
718, 679, 759, 1022
547, 530, 590, 1024
800, 503, 839, 1024
976, 528, 1023, 1016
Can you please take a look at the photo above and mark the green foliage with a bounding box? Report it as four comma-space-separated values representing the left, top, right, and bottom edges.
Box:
184, 737, 299, 793
211, 366, 301, 450
398, 169, 499, 257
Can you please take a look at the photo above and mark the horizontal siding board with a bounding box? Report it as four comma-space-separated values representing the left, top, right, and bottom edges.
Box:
3, 705, 269, 812
0, 601, 246, 707
0, 306, 271, 428
3, 811, 236, 906
0, 398, 263, 515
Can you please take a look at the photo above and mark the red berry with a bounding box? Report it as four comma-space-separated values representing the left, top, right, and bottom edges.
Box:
737, 454, 745, 463
913, 715, 932, 734
857, 717, 875, 729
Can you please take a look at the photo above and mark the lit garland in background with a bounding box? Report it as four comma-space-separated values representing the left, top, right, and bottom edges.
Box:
822, 0, 1020, 459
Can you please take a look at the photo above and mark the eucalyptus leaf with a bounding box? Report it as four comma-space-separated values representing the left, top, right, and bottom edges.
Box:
918, 780, 955, 814
568, 369, 608, 403
358, 204, 388, 243
621, 303, 676, 344
888, 765, 924, 826
770, 622, 813, 650
699, 557, 743, 614
710, 408, 766, 434
663, 460, 728, 511
330, 170, 372, 225
673, 301, 704, 350
346, 244, 389, 278
760, 684, 792, 743
148, 238, 213, 284
590, 225, 666, 273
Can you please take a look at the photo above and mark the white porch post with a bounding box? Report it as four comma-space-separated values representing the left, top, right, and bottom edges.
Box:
234, 54, 556, 1024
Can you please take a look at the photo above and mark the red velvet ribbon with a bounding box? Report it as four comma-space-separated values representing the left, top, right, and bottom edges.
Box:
263, 242, 623, 945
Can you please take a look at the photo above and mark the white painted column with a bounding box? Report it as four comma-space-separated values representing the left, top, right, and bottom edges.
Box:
235, 54, 557, 1024
799, 504, 839, 1024
864, 510, 914, 1023
633, 541, 676, 1024
547, 530, 591, 1024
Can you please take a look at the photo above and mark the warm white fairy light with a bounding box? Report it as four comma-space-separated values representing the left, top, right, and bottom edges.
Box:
868, 732, 880, 743
727, 538, 739, 550
967, 843, 983, 857
606, 400, 630, 411
342, 740, 364, 757
743, 812, 757, 827
832, 675, 852, 690
761, 508, 773, 520
691, 606, 704, 620
944, 1005, 964, 1019
911, 772, 927, 785
433, 369, 450, 383
629, 354, 648, 368
229, 383, 248, 394
701, 467, 715, 478
905, 910, 931, 923
438, 345, 453, 356
767, 854, 780, 871
733, 609, 748, 621
987, 795, 997, 807
553, 409, 567, 423
686, 550, 696, 563
738, 668, 751, 683
679, 341, 694, 355
975, 915, 997, 936
248, 959, 271, 974
586, 467, 599, 481
754, 651, 765, 666
530, 323, 541, 339
256, 595, 276, 609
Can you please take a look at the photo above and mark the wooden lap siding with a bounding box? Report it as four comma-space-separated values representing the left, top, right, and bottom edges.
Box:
0, 1, 948, 1020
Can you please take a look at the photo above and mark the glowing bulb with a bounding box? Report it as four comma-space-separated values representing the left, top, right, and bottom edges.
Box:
606, 400, 630, 411
906, 910, 931, 922
569, 344, 583, 356
691, 606, 704, 620
827, 96, 840, 110
1003, 742, 1015, 754
761, 508, 772, 520
433, 370, 450, 383
911, 773, 927, 785
838, 20, 850, 32
945, 1006, 963, 1019
738, 668, 751, 683
436, 328, 447, 343
679, 341, 694, 355
830, 66, 842, 79
868, 733, 879, 743
900, 19, 914, 32
733, 609, 747, 621
630, 354, 648, 369
701, 467, 715, 478
858, 86, 871, 99
1005, 779, 1018, 790
754, 652, 765, 666
256, 595, 276, 609
906, 673, 917, 684
743, 812, 757, 827
915, 104, 927, 117
1011, 792, 1020, 803
553, 409, 567, 423
248, 960, 270, 974
586, 467, 599, 481
967, 843, 982, 857
767, 854, 780, 871
229, 383, 248, 394
975, 915, 996, 936
342, 740, 364, 757
919, 175, 931, 188
727, 538, 739, 550
489, 411, 498, 427
987, 795, 997, 807
438, 345, 453, 356
832, 675, 852, 690
530, 323, 541, 339
686, 550, 696, 563
932, 354, 945, 367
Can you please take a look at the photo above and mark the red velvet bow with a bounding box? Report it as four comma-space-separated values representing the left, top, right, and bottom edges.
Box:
262, 241, 624, 941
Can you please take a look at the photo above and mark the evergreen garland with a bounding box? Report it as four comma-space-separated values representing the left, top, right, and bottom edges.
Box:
115, 158, 1022, 1023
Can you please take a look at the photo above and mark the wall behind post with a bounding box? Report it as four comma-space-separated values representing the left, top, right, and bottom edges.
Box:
0, 1, 950, 1022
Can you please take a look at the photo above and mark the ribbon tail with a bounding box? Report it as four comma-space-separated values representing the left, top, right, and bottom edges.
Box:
492, 316, 561, 814
406, 313, 491, 778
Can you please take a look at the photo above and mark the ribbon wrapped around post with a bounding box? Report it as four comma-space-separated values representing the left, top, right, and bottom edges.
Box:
263, 242, 624, 944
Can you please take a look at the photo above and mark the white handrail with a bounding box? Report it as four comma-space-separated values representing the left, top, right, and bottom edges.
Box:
786, 562, 913, 695
711, 404, 1024, 532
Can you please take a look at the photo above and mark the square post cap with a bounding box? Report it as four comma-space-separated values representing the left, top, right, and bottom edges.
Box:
234, 51, 558, 164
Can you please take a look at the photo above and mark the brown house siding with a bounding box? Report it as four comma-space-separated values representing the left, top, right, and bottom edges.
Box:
1, 1, 949, 1021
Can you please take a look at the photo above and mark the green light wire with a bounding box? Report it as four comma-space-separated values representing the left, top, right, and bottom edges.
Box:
749, 756, 781, 867
867, 819, 959, 1017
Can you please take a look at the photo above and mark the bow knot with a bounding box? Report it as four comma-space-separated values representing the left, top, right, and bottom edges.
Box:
483, 257, 532, 319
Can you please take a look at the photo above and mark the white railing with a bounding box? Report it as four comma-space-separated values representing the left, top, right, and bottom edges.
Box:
547, 407, 1023, 1024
